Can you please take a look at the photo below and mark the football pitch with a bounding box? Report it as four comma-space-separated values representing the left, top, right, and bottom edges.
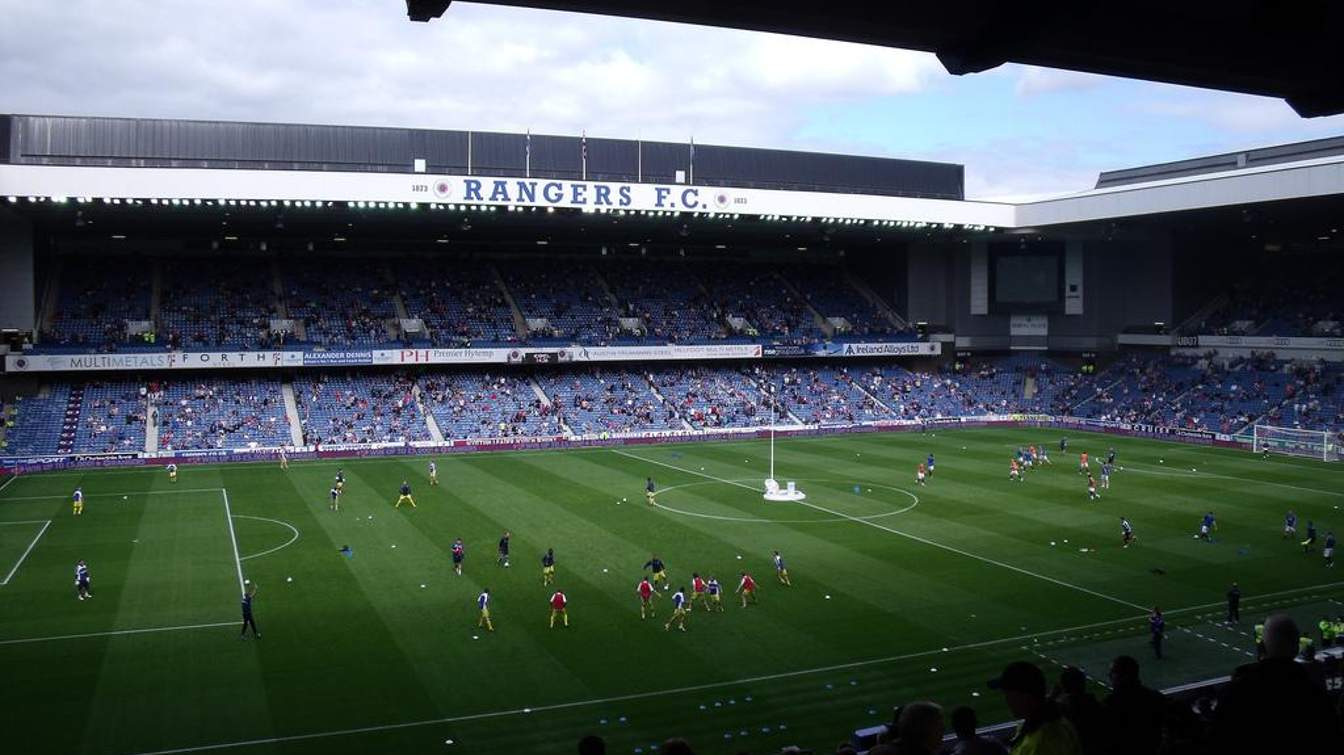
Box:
2, 428, 1343, 755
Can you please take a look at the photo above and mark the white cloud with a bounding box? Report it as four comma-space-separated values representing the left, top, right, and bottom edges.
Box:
1013, 66, 1107, 97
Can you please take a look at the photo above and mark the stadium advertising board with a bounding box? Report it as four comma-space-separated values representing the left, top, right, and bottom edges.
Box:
4, 350, 302, 372
5, 341, 935, 373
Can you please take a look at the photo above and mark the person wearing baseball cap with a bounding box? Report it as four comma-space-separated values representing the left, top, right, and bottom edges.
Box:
988, 661, 1081, 755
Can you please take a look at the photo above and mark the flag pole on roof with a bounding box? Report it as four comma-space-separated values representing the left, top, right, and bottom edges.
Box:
526, 128, 531, 178
581, 130, 588, 181
689, 135, 695, 185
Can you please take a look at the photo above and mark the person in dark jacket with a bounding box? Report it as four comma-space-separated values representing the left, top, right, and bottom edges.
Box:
1210, 614, 1339, 753
1101, 655, 1164, 755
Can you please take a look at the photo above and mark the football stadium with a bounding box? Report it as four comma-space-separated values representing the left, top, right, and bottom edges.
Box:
2, 3, 1344, 755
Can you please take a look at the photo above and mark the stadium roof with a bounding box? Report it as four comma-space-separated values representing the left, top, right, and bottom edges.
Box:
413, 1, 1344, 117
3, 115, 1344, 233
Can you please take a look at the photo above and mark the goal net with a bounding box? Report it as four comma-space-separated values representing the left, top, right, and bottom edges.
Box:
1251, 424, 1339, 462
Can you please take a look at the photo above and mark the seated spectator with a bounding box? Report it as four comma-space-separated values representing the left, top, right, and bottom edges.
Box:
947, 705, 1008, 755
1210, 614, 1339, 752
988, 661, 1081, 755
577, 734, 605, 755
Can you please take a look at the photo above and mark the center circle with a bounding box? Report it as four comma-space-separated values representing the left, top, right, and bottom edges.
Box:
650, 478, 919, 524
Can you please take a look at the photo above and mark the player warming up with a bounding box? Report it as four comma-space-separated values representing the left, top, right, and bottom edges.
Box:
497, 530, 511, 567
395, 480, 417, 509
1009, 459, 1022, 483
736, 572, 758, 608
643, 554, 669, 590
645, 477, 656, 505
665, 587, 689, 632
1196, 511, 1217, 542
334, 469, 346, 493
1087, 473, 1099, 501
1121, 517, 1135, 548
72, 486, 84, 516
278, 445, 289, 470
548, 589, 569, 628
428, 460, 438, 487
1100, 461, 1112, 490
1302, 521, 1318, 554
636, 576, 659, 619
75, 559, 92, 600
477, 588, 494, 632
1325, 531, 1336, 567
1037, 444, 1051, 465
541, 548, 556, 585
926, 453, 935, 477
1283, 510, 1297, 539
452, 538, 465, 576
690, 573, 709, 610
707, 576, 724, 611
1079, 451, 1089, 475
917, 462, 927, 486
773, 550, 792, 586
328, 483, 341, 512
166, 463, 177, 483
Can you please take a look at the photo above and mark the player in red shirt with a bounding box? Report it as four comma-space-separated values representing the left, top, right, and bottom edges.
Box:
1079, 451, 1090, 474
1010, 459, 1021, 482
690, 573, 709, 611
1087, 474, 1099, 501
635, 577, 658, 619
916, 463, 927, 486
548, 590, 569, 628
736, 572, 758, 608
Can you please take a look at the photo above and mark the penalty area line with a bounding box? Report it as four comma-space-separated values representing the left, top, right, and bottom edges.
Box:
1, 519, 51, 585
612, 449, 1149, 612
0, 620, 237, 646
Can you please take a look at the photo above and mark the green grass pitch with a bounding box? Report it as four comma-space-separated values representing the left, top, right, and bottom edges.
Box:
2, 428, 1342, 754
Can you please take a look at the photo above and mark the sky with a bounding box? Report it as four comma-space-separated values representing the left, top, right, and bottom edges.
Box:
2, 0, 1342, 200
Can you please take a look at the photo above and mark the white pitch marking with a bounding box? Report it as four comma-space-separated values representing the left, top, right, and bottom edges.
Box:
221, 489, 245, 595
0, 620, 236, 646
232, 515, 301, 561
0, 488, 224, 502
0, 475, 18, 494
1, 519, 51, 585
614, 449, 1149, 611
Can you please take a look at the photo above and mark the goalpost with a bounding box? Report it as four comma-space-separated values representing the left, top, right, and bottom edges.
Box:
1251, 424, 1339, 462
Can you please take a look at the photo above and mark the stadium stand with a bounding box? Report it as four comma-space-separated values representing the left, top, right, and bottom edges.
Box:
393, 257, 520, 346
43, 256, 152, 351
293, 372, 431, 445
700, 262, 826, 343
159, 259, 281, 350
535, 367, 683, 434
651, 366, 779, 429
155, 378, 291, 450
599, 259, 725, 343
420, 371, 563, 439
748, 364, 893, 425
778, 264, 913, 339
1, 385, 72, 456
282, 259, 399, 348
72, 380, 147, 454
500, 259, 622, 344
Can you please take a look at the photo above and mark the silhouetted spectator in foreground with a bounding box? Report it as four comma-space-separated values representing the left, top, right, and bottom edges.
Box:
989, 661, 1081, 754
947, 705, 1009, 755
659, 738, 695, 755
1051, 666, 1103, 755
577, 734, 606, 755
1102, 655, 1165, 755
892, 701, 944, 755
1211, 614, 1339, 754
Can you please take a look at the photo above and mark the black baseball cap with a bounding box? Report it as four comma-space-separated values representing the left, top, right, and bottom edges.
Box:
988, 661, 1047, 696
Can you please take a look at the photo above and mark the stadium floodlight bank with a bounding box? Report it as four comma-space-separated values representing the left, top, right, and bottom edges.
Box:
1252, 423, 1339, 462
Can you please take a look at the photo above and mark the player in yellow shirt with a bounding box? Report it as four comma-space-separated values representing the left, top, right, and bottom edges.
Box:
166, 463, 178, 483
395, 481, 416, 508
541, 548, 556, 586
72, 486, 85, 516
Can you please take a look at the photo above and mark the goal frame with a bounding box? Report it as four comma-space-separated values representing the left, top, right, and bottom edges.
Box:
1251, 423, 1336, 462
